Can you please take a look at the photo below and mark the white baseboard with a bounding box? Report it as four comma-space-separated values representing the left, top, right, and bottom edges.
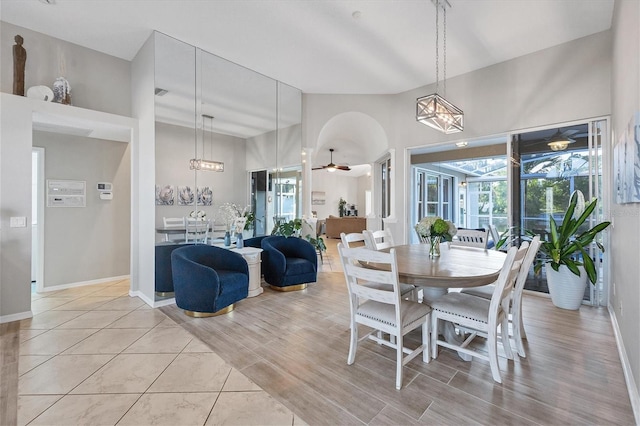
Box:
609, 304, 640, 425
39, 275, 130, 292
0, 310, 33, 324
130, 290, 154, 307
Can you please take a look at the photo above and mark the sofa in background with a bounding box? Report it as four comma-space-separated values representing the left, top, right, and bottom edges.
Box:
324, 216, 367, 239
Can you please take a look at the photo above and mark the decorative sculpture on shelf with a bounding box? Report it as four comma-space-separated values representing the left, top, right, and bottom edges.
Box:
13, 35, 26, 96
53, 77, 71, 105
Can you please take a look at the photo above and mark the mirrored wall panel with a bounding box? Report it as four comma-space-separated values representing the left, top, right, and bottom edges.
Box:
152, 32, 302, 300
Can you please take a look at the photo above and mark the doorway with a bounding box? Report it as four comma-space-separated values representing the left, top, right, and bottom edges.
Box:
31, 147, 45, 293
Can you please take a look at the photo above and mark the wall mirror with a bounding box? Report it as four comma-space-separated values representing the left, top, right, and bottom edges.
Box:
152, 32, 302, 301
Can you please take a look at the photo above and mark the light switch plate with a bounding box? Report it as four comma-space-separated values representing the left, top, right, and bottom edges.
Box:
10, 217, 27, 228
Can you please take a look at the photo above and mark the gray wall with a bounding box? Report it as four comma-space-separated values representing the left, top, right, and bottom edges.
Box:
611, 0, 640, 406
34, 131, 131, 288
1, 21, 133, 319
1, 21, 131, 116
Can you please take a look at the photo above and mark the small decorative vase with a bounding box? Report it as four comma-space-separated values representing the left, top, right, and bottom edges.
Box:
427, 236, 441, 257
224, 231, 231, 247
236, 232, 244, 248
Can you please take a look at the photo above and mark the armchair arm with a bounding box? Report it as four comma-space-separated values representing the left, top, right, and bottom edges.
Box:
262, 236, 287, 277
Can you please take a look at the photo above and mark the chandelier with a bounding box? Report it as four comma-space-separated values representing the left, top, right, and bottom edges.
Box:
416, 0, 463, 134
190, 114, 224, 172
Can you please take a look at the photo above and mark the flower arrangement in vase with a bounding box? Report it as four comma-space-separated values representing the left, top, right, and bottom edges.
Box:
415, 216, 457, 257
188, 210, 207, 220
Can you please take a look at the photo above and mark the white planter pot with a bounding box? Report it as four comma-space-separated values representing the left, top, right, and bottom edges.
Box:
545, 264, 588, 310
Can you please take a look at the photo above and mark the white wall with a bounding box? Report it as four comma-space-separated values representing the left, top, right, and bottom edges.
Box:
305, 31, 612, 245
610, 0, 640, 414
34, 131, 130, 288
311, 170, 362, 219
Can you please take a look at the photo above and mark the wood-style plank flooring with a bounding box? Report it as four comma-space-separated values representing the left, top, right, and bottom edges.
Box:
160, 239, 636, 425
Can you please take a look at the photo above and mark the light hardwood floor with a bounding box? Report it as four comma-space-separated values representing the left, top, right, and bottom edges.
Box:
161, 239, 635, 425
2, 239, 635, 425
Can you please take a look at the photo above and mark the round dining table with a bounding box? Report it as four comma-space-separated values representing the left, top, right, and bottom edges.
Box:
367, 243, 508, 361
368, 243, 507, 299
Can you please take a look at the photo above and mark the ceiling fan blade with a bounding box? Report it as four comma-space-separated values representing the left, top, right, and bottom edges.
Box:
336, 165, 351, 171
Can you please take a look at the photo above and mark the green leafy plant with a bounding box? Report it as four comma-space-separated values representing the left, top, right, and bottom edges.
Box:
271, 218, 302, 237
534, 190, 610, 284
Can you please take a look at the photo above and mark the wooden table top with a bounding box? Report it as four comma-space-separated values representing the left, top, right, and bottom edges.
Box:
370, 243, 507, 288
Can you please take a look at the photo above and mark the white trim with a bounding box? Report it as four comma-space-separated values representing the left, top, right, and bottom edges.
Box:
38, 275, 130, 292
609, 305, 640, 425
0, 310, 33, 324
129, 289, 175, 308
33, 147, 45, 292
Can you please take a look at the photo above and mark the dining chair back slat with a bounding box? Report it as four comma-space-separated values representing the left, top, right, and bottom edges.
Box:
451, 228, 489, 248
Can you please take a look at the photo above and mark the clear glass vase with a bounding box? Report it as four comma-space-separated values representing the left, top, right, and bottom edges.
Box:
427, 236, 441, 257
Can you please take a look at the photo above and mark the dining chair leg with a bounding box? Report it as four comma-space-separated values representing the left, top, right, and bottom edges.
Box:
347, 320, 358, 365
430, 315, 439, 359
422, 317, 431, 362
488, 325, 502, 383
501, 315, 514, 360
395, 333, 403, 390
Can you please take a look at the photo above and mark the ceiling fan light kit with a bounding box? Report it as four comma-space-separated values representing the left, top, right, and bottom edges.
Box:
416, 0, 464, 134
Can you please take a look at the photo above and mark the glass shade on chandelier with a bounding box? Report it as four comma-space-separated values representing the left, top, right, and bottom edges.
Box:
189, 159, 224, 172
416, 93, 464, 134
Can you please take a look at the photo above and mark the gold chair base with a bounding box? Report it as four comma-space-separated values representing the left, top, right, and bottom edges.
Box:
155, 291, 174, 298
270, 283, 307, 292
184, 304, 234, 317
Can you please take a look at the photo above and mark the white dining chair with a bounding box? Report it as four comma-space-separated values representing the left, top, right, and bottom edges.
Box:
460, 235, 541, 357
451, 228, 489, 248
162, 217, 186, 242
337, 243, 431, 390
363, 229, 395, 251
341, 232, 417, 301
489, 224, 501, 249
430, 244, 525, 383
340, 231, 367, 248
185, 218, 210, 244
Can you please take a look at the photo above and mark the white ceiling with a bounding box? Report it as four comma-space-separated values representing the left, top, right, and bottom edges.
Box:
1, 0, 614, 95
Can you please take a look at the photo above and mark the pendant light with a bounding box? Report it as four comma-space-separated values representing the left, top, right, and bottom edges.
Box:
416, 0, 463, 134
190, 114, 224, 172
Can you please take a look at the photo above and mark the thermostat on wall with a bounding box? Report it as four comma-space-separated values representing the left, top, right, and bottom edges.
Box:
97, 182, 113, 200
97, 182, 112, 191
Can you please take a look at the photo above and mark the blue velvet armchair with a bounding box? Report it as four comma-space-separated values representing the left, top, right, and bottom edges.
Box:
155, 242, 193, 296
261, 236, 317, 291
171, 245, 249, 317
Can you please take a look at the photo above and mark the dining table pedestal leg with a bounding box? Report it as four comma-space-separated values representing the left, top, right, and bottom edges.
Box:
419, 286, 473, 362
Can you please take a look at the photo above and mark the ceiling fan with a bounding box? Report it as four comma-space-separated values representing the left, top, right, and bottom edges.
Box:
313, 148, 351, 172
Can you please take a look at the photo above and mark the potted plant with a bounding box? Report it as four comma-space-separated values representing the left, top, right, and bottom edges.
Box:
338, 197, 347, 217
534, 190, 610, 310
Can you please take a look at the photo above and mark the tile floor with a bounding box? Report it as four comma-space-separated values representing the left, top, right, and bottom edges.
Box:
18, 279, 306, 425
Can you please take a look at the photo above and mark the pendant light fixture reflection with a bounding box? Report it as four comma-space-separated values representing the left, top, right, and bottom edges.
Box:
190, 115, 224, 172
416, 0, 463, 134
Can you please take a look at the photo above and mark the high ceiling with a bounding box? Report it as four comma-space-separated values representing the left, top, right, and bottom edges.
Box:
1, 0, 614, 95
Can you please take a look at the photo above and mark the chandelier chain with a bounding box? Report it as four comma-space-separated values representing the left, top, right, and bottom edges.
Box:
443, 1, 447, 96
435, 0, 439, 94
